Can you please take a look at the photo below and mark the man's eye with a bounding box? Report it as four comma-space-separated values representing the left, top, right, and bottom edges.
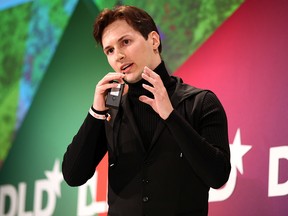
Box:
107, 48, 114, 55
123, 39, 130, 45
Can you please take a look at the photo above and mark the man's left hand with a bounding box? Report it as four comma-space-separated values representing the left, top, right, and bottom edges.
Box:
139, 66, 174, 120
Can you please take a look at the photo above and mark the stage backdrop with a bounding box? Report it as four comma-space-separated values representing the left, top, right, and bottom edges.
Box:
0, 0, 287, 216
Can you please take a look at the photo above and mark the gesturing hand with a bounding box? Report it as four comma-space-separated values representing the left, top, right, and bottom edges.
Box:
139, 66, 174, 120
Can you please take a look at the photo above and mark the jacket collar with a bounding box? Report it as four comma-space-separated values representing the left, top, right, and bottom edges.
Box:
170, 76, 203, 108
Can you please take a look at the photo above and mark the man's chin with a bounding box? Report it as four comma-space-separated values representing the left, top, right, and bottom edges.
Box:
123, 76, 142, 84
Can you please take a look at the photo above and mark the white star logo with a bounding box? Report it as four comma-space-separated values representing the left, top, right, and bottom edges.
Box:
44, 159, 63, 197
209, 128, 252, 201
230, 128, 252, 175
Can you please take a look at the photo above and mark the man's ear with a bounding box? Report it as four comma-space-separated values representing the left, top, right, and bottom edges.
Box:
149, 31, 160, 50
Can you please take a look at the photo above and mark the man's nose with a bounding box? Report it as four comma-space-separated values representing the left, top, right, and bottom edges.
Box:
116, 50, 125, 61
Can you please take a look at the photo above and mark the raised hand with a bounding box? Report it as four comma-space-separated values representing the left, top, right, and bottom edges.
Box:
139, 66, 173, 120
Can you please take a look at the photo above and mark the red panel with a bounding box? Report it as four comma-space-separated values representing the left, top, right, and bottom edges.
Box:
175, 0, 288, 215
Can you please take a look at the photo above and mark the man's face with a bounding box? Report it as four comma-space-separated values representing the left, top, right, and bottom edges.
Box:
102, 20, 160, 83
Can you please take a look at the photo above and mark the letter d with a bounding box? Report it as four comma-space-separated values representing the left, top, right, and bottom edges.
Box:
268, 146, 288, 197
34, 180, 56, 216
0, 185, 17, 216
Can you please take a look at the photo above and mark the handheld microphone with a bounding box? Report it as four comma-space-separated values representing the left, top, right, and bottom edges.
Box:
105, 82, 125, 109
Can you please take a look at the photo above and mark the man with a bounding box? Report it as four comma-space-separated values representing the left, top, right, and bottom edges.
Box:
62, 5, 231, 216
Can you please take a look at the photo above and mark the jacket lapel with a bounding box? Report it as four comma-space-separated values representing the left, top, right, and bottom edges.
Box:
121, 95, 146, 152
148, 80, 181, 151
148, 77, 204, 151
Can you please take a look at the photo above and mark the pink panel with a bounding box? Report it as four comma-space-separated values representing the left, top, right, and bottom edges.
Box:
175, 0, 288, 215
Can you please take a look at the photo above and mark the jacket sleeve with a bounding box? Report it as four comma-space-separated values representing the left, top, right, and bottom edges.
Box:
62, 113, 108, 186
165, 91, 231, 189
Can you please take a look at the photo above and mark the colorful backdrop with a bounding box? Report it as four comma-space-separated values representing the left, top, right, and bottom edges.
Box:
0, 0, 287, 215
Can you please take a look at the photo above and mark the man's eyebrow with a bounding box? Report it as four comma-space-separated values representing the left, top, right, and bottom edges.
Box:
103, 35, 129, 52
103, 45, 111, 53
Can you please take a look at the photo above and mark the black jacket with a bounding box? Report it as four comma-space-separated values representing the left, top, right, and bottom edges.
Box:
62, 77, 231, 216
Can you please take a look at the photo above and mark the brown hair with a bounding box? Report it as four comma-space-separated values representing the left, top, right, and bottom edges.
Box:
93, 5, 162, 53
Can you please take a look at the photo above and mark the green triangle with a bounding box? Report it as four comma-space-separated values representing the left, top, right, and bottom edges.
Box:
119, 0, 244, 71
0, 0, 109, 214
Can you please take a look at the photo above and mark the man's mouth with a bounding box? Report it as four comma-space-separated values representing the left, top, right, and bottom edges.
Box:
121, 63, 133, 72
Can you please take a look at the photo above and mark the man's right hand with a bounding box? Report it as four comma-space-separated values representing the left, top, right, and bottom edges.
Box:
93, 72, 125, 111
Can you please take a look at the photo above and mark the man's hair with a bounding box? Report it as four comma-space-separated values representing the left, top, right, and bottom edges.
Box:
93, 5, 162, 53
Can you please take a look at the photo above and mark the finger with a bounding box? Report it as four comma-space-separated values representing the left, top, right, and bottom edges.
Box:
106, 73, 125, 83
142, 83, 155, 94
96, 82, 121, 94
99, 72, 125, 85
143, 66, 160, 79
139, 95, 153, 106
141, 72, 155, 85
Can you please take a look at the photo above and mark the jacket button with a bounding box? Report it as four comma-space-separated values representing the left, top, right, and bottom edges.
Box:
142, 179, 150, 184
142, 196, 149, 202
144, 160, 152, 166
